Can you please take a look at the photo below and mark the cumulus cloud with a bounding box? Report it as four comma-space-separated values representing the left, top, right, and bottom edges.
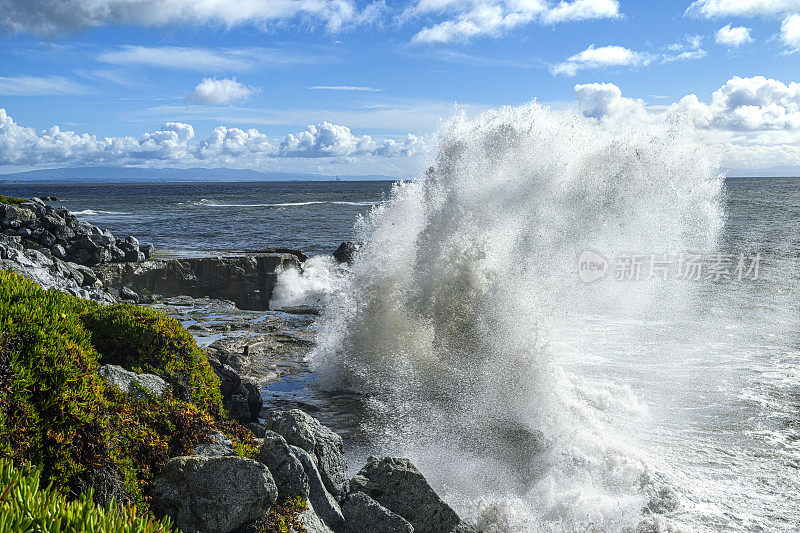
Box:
715, 24, 754, 47
0, 108, 422, 169
577, 76, 800, 131
0, 0, 379, 35
279, 122, 422, 158
551, 45, 650, 76
410, 0, 620, 44
574, 76, 800, 170
781, 14, 800, 52
187, 78, 258, 105
687, 0, 800, 18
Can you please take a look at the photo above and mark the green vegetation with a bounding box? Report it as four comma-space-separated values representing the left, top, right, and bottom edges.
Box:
0, 458, 176, 532
0, 196, 25, 206
243, 497, 308, 533
0, 269, 255, 515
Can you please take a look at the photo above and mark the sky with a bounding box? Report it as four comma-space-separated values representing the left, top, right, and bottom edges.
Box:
2, 0, 800, 177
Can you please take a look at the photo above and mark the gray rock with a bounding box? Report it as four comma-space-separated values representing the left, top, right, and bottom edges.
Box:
341, 492, 414, 533
98, 364, 168, 399
66, 262, 97, 286
264, 409, 348, 500
332, 242, 360, 264
225, 393, 251, 424
242, 379, 263, 421
16, 228, 31, 238
120, 286, 139, 302
300, 502, 336, 533
289, 445, 344, 530
192, 430, 235, 457
142, 243, 155, 259
257, 431, 309, 498
214, 364, 242, 398
350, 457, 461, 533
2, 205, 36, 225
245, 422, 267, 437
152, 456, 277, 533
51, 244, 67, 259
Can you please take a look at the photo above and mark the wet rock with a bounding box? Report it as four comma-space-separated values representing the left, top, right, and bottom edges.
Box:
152, 456, 277, 533
332, 242, 360, 264
341, 492, 414, 533
264, 409, 348, 500
290, 445, 344, 530
192, 430, 235, 458
98, 364, 168, 399
257, 431, 309, 498
350, 457, 461, 533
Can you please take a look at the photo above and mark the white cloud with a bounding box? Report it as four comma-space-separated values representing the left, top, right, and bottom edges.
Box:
551, 45, 650, 76
687, 0, 800, 18
279, 122, 422, 158
662, 35, 707, 62
715, 24, 754, 47
410, 0, 620, 44
781, 14, 800, 52
310, 85, 385, 91
573, 76, 800, 171
0, 75, 91, 96
188, 78, 258, 106
0, 108, 422, 169
0, 0, 378, 35
574, 82, 647, 119
97, 46, 310, 72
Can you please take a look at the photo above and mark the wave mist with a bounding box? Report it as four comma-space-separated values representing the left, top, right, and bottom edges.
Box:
311, 103, 725, 531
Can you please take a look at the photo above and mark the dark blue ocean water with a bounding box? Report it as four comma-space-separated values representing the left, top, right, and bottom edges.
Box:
0, 181, 395, 256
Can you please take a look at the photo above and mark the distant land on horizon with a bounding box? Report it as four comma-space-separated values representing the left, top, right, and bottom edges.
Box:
0, 166, 401, 183
0, 166, 798, 184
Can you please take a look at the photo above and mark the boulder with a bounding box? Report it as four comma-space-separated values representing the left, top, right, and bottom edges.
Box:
264, 409, 348, 500
242, 379, 263, 421
332, 242, 360, 264
152, 456, 277, 533
224, 393, 252, 424
289, 445, 344, 530
2, 205, 36, 225
300, 502, 336, 533
98, 364, 169, 399
245, 422, 267, 438
350, 457, 461, 533
191, 430, 235, 457
257, 431, 309, 498
120, 286, 139, 302
141, 243, 155, 259
341, 492, 414, 533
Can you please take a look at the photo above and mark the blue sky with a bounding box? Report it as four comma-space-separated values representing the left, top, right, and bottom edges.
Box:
2, 0, 800, 176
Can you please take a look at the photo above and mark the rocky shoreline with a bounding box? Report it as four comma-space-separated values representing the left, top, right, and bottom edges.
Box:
0, 195, 471, 533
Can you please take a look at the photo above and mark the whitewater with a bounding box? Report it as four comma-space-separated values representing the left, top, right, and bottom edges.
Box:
275, 103, 800, 531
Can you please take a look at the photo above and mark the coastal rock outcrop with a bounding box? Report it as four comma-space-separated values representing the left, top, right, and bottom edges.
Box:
0, 197, 153, 267
332, 241, 360, 264
94, 253, 303, 310
264, 408, 348, 500
350, 456, 462, 533
152, 455, 277, 533
257, 431, 310, 498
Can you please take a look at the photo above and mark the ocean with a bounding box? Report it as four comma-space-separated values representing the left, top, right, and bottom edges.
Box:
0, 180, 394, 257
2, 167, 799, 529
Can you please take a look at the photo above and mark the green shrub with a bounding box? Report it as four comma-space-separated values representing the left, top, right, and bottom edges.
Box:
0, 270, 251, 514
0, 458, 176, 533
0, 196, 25, 206
80, 304, 223, 417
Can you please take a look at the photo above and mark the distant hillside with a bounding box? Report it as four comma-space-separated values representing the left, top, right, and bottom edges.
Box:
0, 166, 397, 183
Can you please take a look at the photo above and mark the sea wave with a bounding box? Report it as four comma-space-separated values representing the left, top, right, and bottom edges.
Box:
190, 199, 385, 208
71, 209, 130, 216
